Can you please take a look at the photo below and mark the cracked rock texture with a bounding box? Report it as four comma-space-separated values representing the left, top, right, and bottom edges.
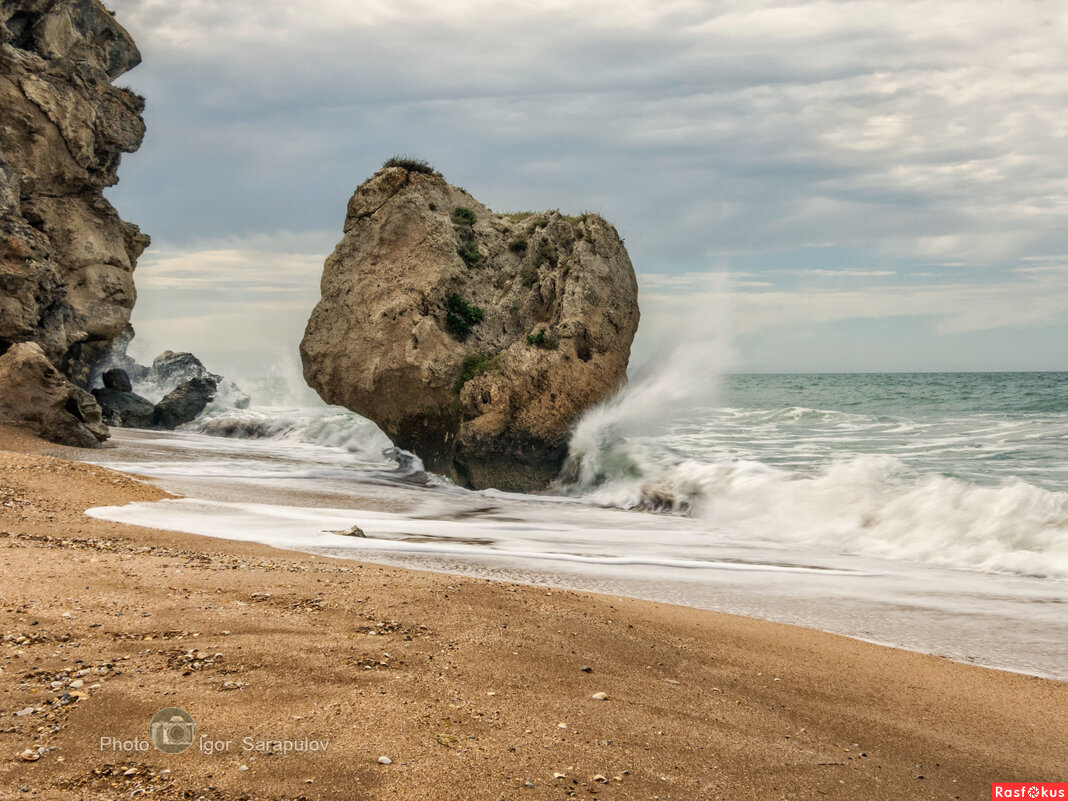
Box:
301, 165, 639, 491
0, 0, 147, 444
0, 341, 106, 445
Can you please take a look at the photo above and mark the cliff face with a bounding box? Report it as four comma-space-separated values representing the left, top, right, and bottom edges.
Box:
301, 165, 640, 491
0, 0, 148, 389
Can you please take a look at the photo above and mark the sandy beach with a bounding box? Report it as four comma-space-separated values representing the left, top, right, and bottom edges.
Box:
0, 425, 1064, 801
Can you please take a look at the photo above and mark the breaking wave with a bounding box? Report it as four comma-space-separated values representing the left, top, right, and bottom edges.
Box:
557, 342, 1068, 578
186, 405, 393, 459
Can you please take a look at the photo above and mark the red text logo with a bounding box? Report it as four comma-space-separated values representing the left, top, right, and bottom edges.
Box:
993, 784, 1068, 799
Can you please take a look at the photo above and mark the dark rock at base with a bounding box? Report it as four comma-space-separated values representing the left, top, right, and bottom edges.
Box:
92, 387, 155, 428
145, 350, 251, 410
0, 343, 108, 447
153, 376, 217, 429
102, 368, 133, 392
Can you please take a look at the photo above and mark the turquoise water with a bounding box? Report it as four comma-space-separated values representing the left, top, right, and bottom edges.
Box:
114, 369, 1068, 579
686, 372, 1068, 492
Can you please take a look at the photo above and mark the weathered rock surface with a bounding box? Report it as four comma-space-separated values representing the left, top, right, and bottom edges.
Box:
0, 0, 147, 445
301, 165, 640, 490
93, 323, 147, 384
0, 341, 107, 446
129, 349, 248, 410
92, 385, 153, 428
101, 366, 131, 391
147, 350, 215, 390
152, 376, 216, 429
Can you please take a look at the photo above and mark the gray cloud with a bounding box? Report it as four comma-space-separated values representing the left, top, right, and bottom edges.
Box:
106, 0, 1068, 372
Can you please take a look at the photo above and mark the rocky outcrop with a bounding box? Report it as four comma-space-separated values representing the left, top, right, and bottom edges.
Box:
123, 350, 248, 410
301, 164, 640, 491
0, 341, 107, 446
0, 0, 148, 445
147, 350, 214, 390
91, 351, 246, 430
101, 366, 130, 392
92, 383, 153, 427
152, 376, 216, 429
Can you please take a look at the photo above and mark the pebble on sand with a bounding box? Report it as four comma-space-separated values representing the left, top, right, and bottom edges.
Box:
378, 756, 392, 765
592, 692, 609, 700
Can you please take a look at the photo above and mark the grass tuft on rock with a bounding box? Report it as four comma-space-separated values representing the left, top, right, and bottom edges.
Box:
519, 263, 538, 287
457, 240, 482, 267
526, 329, 559, 350
382, 155, 436, 174
453, 352, 496, 393
532, 241, 557, 269
452, 207, 477, 225
508, 236, 528, 253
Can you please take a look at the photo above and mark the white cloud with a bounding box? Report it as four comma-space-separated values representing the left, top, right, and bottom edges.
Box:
640, 269, 1068, 338
103, 0, 1068, 370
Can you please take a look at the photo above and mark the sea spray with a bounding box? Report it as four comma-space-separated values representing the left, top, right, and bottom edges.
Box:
558, 312, 734, 496
188, 406, 392, 458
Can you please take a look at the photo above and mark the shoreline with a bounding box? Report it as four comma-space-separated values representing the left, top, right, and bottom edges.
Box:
1, 425, 1064, 799
78, 427, 1068, 683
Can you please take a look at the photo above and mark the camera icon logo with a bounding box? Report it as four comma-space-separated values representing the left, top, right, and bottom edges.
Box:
149, 708, 195, 754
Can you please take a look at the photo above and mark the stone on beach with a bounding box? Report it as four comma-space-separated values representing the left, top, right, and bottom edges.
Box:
301, 163, 639, 491
152, 376, 217, 429
0, 343, 107, 446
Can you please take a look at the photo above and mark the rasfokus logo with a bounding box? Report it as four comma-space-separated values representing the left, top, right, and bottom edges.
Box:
992, 783, 1067, 799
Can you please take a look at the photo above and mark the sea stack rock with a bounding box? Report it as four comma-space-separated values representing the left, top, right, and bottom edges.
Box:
0, 0, 148, 443
301, 163, 640, 490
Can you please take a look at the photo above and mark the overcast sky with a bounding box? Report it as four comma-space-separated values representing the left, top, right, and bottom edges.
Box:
104, 0, 1068, 380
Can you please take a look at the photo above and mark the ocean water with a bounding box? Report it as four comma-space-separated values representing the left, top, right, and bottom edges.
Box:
81, 370, 1068, 679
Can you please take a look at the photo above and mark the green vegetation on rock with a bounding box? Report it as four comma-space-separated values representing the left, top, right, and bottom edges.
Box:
519, 263, 538, 287
452, 207, 477, 225
457, 240, 482, 267
453, 351, 496, 393
533, 241, 557, 269
445, 294, 484, 340
383, 155, 436, 174
526, 329, 559, 350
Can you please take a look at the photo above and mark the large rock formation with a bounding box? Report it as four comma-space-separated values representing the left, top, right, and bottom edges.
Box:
0, 341, 107, 446
0, 0, 147, 443
301, 164, 640, 491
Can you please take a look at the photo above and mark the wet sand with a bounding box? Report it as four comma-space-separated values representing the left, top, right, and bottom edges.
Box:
0, 425, 1064, 800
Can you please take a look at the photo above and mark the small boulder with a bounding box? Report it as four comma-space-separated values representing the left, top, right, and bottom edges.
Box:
149, 351, 216, 388
102, 368, 133, 392
92, 387, 155, 428
153, 376, 217, 429
0, 342, 108, 447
